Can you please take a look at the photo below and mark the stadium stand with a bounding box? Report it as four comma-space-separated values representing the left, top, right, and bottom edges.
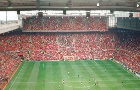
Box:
44, 33, 59, 60
22, 17, 30, 30
114, 30, 140, 73
72, 17, 87, 30
18, 34, 30, 60
0, 50, 20, 81
87, 17, 100, 31
1, 21, 140, 75
23, 16, 107, 31
44, 17, 57, 30
1, 0, 140, 89
31, 17, 43, 30
57, 17, 72, 30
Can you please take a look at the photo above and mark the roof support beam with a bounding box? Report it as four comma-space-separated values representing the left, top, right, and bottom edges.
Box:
36, 0, 40, 10
7, 0, 11, 6
0, 6, 137, 11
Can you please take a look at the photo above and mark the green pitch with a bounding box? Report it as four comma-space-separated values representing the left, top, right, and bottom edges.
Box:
5, 60, 140, 90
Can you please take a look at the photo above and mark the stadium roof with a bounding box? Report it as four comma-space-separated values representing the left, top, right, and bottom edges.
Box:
0, 0, 140, 11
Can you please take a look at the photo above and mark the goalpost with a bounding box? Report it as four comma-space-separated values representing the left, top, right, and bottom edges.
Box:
64, 56, 75, 61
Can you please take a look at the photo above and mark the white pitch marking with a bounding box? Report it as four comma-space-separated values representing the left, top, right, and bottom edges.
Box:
9, 62, 26, 90
94, 61, 98, 65
111, 60, 140, 79
43, 63, 44, 67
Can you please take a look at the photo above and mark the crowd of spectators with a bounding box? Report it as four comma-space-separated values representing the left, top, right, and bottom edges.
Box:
114, 31, 140, 73
23, 16, 107, 32
0, 29, 140, 79
0, 51, 20, 82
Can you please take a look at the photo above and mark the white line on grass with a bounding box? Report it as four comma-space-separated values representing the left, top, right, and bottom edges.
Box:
12, 78, 140, 84
111, 60, 139, 79
9, 62, 26, 90
122, 66, 139, 79
43, 64, 115, 68
94, 60, 98, 65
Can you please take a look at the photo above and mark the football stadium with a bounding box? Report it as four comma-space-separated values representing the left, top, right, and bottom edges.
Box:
0, 0, 140, 90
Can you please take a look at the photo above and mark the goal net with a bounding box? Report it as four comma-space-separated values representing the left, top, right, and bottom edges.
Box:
64, 56, 75, 61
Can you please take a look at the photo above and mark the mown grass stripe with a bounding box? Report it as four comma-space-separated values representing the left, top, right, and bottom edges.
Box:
25, 62, 40, 90
16, 62, 35, 90
35, 62, 46, 90
5, 60, 140, 90
60, 61, 74, 90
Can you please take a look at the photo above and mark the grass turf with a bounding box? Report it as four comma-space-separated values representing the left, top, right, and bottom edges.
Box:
5, 60, 140, 90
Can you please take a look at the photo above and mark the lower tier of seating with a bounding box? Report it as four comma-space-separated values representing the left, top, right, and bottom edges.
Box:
0, 31, 140, 74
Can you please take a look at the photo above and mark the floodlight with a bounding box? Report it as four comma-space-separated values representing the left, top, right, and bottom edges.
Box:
137, 4, 139, 7
97, 3, 99, 7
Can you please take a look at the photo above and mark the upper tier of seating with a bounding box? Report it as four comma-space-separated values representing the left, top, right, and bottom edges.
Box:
23, 16, 108, 32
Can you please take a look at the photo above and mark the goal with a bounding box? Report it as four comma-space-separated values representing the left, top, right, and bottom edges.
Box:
64, 56, 75, 61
